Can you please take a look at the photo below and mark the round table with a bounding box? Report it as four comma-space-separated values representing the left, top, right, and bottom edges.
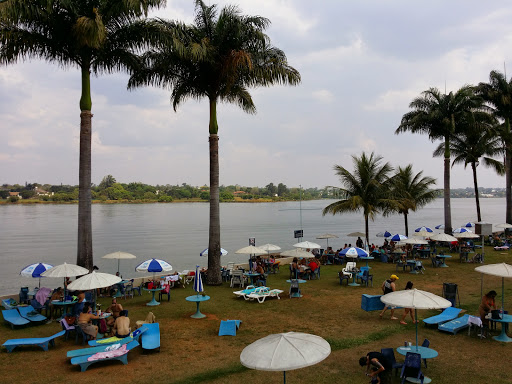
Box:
359, 256, 374, 269
396, 345, 438, 359
244, 273, 261, 286
286, 279, 307, 297
143, 287, 164, 306
435, 254, 451, 267
186, 295, 210, 319
491, 313, 512, 342
51, 300, 77, 319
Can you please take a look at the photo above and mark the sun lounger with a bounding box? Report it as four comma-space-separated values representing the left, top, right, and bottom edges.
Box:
2, 298, 18, 310
87, 327, 147, 346
140, 323, 160, 351
494, 245, 510, 251
233, 285, 257, 299
245, 287, 283, 303
68, 337, 133, 358
423, 307, 462, 326
70, 340, 139, 372
438, 314, 470, 334
2, 309, 30, 329
2, 330, 65, 352
17, 305, 47, 323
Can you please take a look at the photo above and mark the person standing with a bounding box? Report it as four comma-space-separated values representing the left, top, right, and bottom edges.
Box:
479, 290, 497, 326
400, 281, 417, 324
379, 274, 399, 320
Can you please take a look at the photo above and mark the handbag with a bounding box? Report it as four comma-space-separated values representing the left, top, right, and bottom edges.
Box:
491, 309, 502, 319
65, 315, 76, 325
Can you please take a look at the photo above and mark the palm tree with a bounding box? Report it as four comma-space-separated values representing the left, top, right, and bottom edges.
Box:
385, 165, 437, 236
0, 0, 164, 270
434, 112, 504, 222
477, 70, 512, 224
322, 152, 393, 247
128, 0, 300, 284
396, 86, 479, 234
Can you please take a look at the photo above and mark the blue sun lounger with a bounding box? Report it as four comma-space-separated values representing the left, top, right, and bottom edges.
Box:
68, 336, 133, 358
140, 323, 160, 351
17, 305, 47, 323
2, 330, 65, 352
218, 320, 242, 336
423, 307, 462, 326
2, 299, 18, 310
2, 309, 30, 329
70, 340, 140, 372
438, 314, 470, 334
87, 327, 147, 346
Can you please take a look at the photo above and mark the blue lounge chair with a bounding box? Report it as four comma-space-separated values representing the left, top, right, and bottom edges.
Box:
2, 309, 30, 329
2, 298, 18, 310
140, 323, 160, 351
67, 336, 134, 358
17, 305, 47, 323
70, 340, 139, 372
87, 327, 147, 346
2, 330, 65, 352
423, 307, 462, 326
438, 314, 470, 335
219, 320, 242, 336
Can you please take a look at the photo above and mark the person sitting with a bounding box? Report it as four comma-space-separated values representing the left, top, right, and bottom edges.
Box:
105, 298, 123, 327
77, 303, 100, 340
479, 290, 498, 327
112, 310, 131, 338
49, 287, 63, 320
307, 259, 319, 279
290, 257, 299, 278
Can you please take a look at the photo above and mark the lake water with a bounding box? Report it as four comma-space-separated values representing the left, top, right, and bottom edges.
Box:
0, 198, 506, 296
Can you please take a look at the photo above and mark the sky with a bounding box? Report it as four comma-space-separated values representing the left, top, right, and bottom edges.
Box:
2, 0, 512, 189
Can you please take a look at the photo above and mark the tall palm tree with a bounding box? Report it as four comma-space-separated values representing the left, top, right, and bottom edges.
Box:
434, 112, 504, 222
0, 0, 164, 270
477, 70, 512, 224
385, 165, 437, 236
396, 86, 479, 234
128, 0, 300, 284
323, 152, 393, 247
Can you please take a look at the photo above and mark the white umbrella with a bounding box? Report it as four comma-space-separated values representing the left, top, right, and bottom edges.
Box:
403, 238, 429, 245
135, 258, 173, 281
376, 231, 392, 238
200, 248, 228, 256
292, 241, 321, 249
390, 234, 408, 242
240, 332, 331, 384
235, 245, 268, 255
102, 251, 137, 274
280, 249, 316, 258
414, 230, 432, 237
453, 232, 480, 239
347, 231, 366, 237
381, 289, 451, 348
475, 263, 512, 310
259, 244, 282, 254
67, 271, 121, 311
41, 262, 89, 298
496, 223, 512, 229
430, 233, 458, 242
453, 227, 473, 234
339, 247, 368, 258
316, 234, 338, 249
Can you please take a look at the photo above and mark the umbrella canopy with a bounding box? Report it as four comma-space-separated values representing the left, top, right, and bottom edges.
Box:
453, 227, 472, 234
316, 234, 338, 249
430, 233, 458, 242
475, 263, 512, 310
293, 241, 321, 249
390, 234, 407, 242
347, 231, 366, 237
339, 247, 368, 258
463, 222, 475, 228
235, 245, 267, 255
193, 265, 204, 294
280, 249, 316, 258
102, 251, 137, 274
496, 223, 512, 229
240, 332, 331, 383
41, 262, 89, 278
415, 226, 433, 233
135, 258, 172, 273
200, 248, 228, 256
259, 244, 282, 252
435, 224, 445, 230
20, 262, 54, 288
413, 230, 432, 237
381, 289, 451, 348
376, 231, 392, 238
403, 238, 429, 245
67, 271, 121, 291
453, 232, 480, 239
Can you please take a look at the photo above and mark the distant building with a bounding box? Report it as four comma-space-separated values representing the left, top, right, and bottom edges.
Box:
9, 192, 21, 199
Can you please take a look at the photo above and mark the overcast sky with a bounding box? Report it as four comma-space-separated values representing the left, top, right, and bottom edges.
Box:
2, 0, 512, 189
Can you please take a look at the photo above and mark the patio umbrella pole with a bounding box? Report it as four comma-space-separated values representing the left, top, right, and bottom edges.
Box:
415, 309, 418, 350
118, 259, 120, 274
502, 277, 505, 310
283, 371, 286, 384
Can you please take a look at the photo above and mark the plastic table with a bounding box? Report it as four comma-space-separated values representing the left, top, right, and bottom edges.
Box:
51, 300, 77, 318
396, 345, 438, 359
435, 254, 451, 267
359, 256, 374, 269
186, 295, 210, 319
492, 314, 512, 342
143, 287, 163, 306
286, 279, 307, 297
244, 273, 261, 285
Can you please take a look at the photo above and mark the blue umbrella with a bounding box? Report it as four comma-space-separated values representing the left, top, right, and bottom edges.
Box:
415, 226, 433, 233
193, 265, 204, 296
376, 231, 392, 238
20, 262, 54, 288
390, 234, 408, 242
453, 227, 472, 234
435, 224, 445, 230
463, 222, 475, 228
135, 258, 173, 281
339, 247, 369, 258
200, 248, 228, 256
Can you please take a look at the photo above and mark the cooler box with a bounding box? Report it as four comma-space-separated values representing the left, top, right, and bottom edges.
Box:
361, 294, 385, 311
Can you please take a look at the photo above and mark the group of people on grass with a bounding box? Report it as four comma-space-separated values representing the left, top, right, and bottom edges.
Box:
77, 298, 131, 340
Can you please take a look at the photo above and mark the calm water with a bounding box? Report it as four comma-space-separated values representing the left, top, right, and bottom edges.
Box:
0, 198, 506, 296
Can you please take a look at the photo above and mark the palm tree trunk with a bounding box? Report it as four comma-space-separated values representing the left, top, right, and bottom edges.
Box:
77, 65, 93, 271
471, 162, 482, 222
364, 214, 369, 249
403, 212, 409, 237
207, 98, 221, 285
506, 118, 512, 224
444, 136, 452, 234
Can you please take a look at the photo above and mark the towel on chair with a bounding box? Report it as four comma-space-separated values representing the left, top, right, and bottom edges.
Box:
36, 287, 52, 306
87, 344, 127, 361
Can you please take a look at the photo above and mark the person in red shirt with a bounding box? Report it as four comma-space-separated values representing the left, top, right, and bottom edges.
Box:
308, 259, 318, 272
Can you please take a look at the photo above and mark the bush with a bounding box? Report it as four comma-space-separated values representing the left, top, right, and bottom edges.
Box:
158, 195, 173, 202
8, 196, 18, 203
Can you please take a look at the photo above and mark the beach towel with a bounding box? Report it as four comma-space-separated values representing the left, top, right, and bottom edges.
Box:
97, 336, 124, 344
35, 287, 51, 306
87, 344, 127, 361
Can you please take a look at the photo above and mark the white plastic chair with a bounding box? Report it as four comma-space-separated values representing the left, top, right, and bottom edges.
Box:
230, 270, 245, 288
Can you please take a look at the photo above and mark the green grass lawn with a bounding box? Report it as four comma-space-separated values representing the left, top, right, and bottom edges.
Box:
1, 249, 511, 383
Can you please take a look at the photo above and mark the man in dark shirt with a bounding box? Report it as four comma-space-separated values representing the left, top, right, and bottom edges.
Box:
359, 351, 392, 384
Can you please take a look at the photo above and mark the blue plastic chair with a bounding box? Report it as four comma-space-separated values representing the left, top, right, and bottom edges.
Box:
421, 339, 430, 368
219, 320, 238, 336
19, 287, 29, 304
2, 309, 30, 329
400, 352, 425, 384
2, 330, 65, 352
140, 323, 160, 351
358, 269, 374, 287
380, 347, 403, 377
